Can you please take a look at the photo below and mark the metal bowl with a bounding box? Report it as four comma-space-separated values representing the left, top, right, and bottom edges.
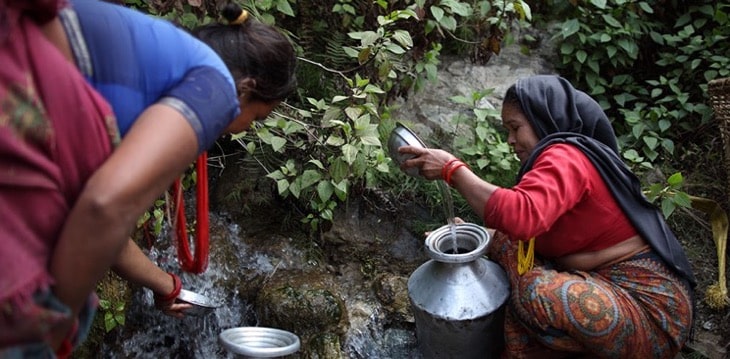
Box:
176, 289, 219, 316
219, 327, 301, 358
388, 123, 426, 177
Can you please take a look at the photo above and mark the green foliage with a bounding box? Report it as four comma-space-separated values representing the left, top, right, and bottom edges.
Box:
98, 298, 126, 332
232, 73, 393, 231
553, 1, 729, 175
644, 172, 693, 219
135, 199, 167, 236
121, 0, 530, 234
449, 89, 519, 186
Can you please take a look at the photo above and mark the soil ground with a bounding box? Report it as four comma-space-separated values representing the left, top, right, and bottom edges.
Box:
664, 134, 730, 358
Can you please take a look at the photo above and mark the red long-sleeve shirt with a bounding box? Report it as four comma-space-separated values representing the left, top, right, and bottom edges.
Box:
484, 143, 638, 258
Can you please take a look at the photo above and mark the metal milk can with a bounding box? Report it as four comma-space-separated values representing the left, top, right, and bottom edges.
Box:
407, 223, 510, 359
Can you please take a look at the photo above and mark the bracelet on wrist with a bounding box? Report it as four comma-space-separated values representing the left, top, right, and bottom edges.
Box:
154, 272, 182, 302
445, 161, 469, 187
441, 158, 460, 181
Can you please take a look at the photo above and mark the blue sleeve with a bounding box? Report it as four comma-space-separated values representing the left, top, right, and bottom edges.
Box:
66, 0, 240, 151
159, 66, 240, 153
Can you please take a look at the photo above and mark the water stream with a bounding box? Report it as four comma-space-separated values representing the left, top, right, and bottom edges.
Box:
100, 214, 420, 358
437, 180, 460, 254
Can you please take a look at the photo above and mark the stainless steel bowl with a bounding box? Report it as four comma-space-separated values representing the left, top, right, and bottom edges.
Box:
176, 289, 219, 316
388, 123, 426, 177
219, 327, 301, 358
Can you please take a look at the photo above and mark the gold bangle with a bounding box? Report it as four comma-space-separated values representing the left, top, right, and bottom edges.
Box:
230, 9, 249, 25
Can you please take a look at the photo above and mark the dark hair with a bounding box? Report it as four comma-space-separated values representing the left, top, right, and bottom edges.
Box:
192, 3, 297, 102
503, 85, 520, 109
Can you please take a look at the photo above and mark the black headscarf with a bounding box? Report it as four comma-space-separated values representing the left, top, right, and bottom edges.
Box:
513, 75, 696, 288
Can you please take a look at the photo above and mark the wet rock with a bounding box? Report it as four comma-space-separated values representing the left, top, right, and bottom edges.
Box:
305, 332, 345, 359
372, 273, 414, 324
255, 269, 349, 347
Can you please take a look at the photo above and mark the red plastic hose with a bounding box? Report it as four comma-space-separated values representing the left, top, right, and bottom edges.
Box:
172, 152, 209, 273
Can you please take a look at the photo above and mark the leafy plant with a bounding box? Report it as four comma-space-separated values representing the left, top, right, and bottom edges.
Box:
449, 89, 519, 186
553, 0, 729, 175
644, 172, 693, 219
98, 299, 126, 332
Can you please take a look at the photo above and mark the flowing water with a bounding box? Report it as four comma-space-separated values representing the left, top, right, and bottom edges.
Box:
100, 214, 420, 358
437, 180, 460, 254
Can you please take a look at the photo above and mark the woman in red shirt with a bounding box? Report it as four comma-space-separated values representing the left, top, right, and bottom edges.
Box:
399, 75, 695, 358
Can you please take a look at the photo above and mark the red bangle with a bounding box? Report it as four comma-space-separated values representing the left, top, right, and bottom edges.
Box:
445, 161, 469, 187
441, 158, 460, 181
55, 319, 78, 359
154, 272, 182, 302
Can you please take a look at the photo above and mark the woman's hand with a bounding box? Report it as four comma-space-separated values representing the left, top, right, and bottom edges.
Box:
398, 146, 457, 181
424, 217, 466, 237
154, 297, 193, 319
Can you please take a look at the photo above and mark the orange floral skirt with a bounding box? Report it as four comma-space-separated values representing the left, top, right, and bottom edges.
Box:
488, 232, 693, 359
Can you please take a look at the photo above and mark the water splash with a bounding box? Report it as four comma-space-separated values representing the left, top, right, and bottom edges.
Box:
102, 216, 254, 358
100, 213, 422, 358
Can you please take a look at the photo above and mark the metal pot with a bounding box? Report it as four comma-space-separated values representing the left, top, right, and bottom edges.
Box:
219, 326, 300, 358
408, 223, 510, 359
388, 123, 426, 177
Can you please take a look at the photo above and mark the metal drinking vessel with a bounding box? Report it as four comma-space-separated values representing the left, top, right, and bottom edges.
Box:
388, 123, 426, 177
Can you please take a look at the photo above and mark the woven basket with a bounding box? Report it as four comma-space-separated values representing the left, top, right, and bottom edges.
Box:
710, 77, 730, 181
707, 77, 730, 309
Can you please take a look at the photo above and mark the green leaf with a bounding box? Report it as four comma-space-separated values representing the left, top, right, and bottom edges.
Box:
667, 172, 684, 186
289, 179, 301, 198
317, 181, 334, 202
440, 15, 457, 31
342, 143, 359, 164
275, 0, 294, 16
104, 313, 116, 332
561, 19, 580, 38
392, 30, 413, 48
673, 192, 692, 208
299, 169, 321, 189
560, 42, 575, 55
602, 14, 622, 28
430, 6, 444, 21
589, 0, 607, 9
333, 179, 348, 201
343, 46, 359, 58
276, 179, 289, 195
270, 136, 287, 152
661, 198, 676, 218
308, 159, 325, 170
658, 119, 671, 132
358, 47, 372, 64
326, 135, 346, 146
330, 158, 349, 182
643, 136, 658, 150
386, 43, 406, 54
638, 2, 653, 13
115, 314, 125, 326
345, 106, 362, 121
445, 0, 471, 16
267, 169, 286, 181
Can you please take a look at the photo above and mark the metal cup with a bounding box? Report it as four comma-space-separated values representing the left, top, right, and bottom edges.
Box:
388, 123, 426, 177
